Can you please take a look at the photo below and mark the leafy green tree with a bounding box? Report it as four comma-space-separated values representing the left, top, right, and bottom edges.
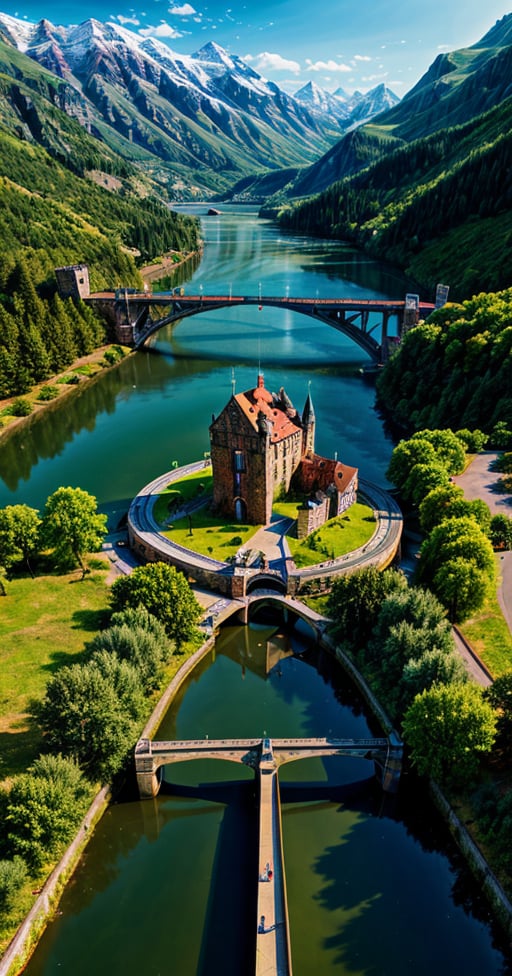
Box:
491, 422, 512, 450
398, 649, 467, 716
418, 516, 496, 588
88, 623, 168, 692
402, 683, 497, 787
410, 429, 466, 475
432, 557, 490, 622
455, 428, 487, 453
0, 504, 41, 575
326, 566, 408, 655
386, 438, 438, 493
484, 670, 512, 749
42, 486, 107, 576
4, 755, 90, 869
419, 485, 491, 534
365, 586, 455, 716
32, 656, 146, 782
403, 460, 450, 506
489, 514, 512, 550
110, 562, 201, 647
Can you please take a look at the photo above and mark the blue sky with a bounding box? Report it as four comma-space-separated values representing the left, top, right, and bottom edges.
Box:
3, 0, 512, 95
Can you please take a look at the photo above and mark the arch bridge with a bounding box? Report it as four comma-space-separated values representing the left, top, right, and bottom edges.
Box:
86, 291, 435, 362
135, 734, 402, 975
134, 733, 402, 799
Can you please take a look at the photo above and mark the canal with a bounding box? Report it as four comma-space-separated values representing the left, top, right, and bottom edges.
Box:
1, 207, 510, 973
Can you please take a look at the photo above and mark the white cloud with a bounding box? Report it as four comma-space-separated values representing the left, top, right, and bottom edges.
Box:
244, 51, 301, 74
168, 3, 196, 14
353, 54, 371, 62
306, 58, 351, 73
139, 21, 184, 37
116, 14, 140, 25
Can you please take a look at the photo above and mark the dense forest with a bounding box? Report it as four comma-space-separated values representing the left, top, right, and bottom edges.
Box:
375, 289, 512, 436
278, 98, 512, 301
0, 116, 200, 398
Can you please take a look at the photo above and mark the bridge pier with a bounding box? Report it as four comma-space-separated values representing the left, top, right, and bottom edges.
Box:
134, 739, 162, 798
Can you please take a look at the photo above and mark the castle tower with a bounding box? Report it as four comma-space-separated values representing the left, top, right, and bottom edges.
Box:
301, 389, 315, 456
55, 265, 90, 300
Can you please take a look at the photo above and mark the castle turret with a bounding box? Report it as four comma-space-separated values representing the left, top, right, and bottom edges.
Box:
302, 389, 315, 456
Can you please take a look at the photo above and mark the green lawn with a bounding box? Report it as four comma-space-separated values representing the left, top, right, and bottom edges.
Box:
457, 554, 512, 678
162, 509, 258, 561
0, 560, 111, 783
153, 467, 213, 524
285, 502, 377, 568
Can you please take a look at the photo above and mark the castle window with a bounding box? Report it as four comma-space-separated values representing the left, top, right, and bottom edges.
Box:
234, 450, 245, 472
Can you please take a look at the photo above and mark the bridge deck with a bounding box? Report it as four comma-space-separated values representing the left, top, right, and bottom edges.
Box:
256, 768, 292, 976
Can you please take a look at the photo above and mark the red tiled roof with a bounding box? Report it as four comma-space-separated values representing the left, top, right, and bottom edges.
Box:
235, 376, 302, 442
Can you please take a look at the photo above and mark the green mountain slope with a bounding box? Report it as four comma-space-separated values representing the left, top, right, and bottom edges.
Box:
278, 95, 512, 300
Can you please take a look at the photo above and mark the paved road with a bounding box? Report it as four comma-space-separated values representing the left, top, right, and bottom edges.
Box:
452, 452, 512, 635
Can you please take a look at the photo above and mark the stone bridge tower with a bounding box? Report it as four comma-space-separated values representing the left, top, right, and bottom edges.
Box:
55, 265, 90, 301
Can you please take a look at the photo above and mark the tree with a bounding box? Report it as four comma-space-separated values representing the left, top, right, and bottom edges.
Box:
386, 438, 438, 493
110, 562, 201, 648
432, 557, 491, 622
417, 516, 496, 587
410, 429, 466, 475
0, 504, 41, 575
402, 683, 497, 787
42, 486, 107, 576
32, 656, 146, 782
455, 428, 487, 453
403, 460, 450, 506
326, 566, 408, 655
399, 649, 467, 716
489, 514, 512, 550
484, 670, 512, 749
4, 755, 90, 869
88, 622, 168, 693
419, 484, 491, 534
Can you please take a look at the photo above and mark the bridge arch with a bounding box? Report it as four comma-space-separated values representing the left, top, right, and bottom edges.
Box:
135, 297, 383, 359
246, 575, 288, 596
85, 292, 434, 362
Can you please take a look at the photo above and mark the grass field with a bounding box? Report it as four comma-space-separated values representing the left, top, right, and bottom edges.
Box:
0, 559, 111, 784
458, 554, 512, 678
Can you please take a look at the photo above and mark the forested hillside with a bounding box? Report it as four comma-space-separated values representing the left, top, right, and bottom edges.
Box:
0, 127, 199, 397
278, 98, 512, 300
375, 290, 512, 435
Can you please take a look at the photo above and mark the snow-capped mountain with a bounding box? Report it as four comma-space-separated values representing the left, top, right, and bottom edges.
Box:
0, 12, 401, 198
294, 79, 400, 131
0, 13, 335, 195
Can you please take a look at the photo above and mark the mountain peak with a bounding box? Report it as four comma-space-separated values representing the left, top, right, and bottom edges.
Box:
194, 40, 234, 68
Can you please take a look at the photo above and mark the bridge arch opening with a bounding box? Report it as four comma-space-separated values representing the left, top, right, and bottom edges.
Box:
246, 576, 287, 596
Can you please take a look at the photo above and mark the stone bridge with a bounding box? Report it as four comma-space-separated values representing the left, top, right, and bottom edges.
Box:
85, 291, 436, 362
134, 734, 402, 799
135, 735, 402, 976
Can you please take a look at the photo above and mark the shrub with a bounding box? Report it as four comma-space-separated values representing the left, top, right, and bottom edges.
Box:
0, 856, 28, 910
9, 397, 32, 417
37, 385, 60, 402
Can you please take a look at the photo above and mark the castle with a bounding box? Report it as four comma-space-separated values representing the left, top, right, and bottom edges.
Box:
209, 373, 358, 537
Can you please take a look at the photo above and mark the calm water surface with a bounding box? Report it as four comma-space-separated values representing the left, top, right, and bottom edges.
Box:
3, 207, 511, 973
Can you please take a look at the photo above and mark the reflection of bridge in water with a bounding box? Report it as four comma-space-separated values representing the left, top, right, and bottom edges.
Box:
86, 291, 436, 362
135, 734, 402, 976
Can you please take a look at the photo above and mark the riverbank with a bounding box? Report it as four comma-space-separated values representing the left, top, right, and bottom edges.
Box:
0, 345, 132, 441
139, 248, 200, 284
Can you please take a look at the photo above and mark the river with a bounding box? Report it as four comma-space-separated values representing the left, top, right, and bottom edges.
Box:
2, 206, 511, 974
